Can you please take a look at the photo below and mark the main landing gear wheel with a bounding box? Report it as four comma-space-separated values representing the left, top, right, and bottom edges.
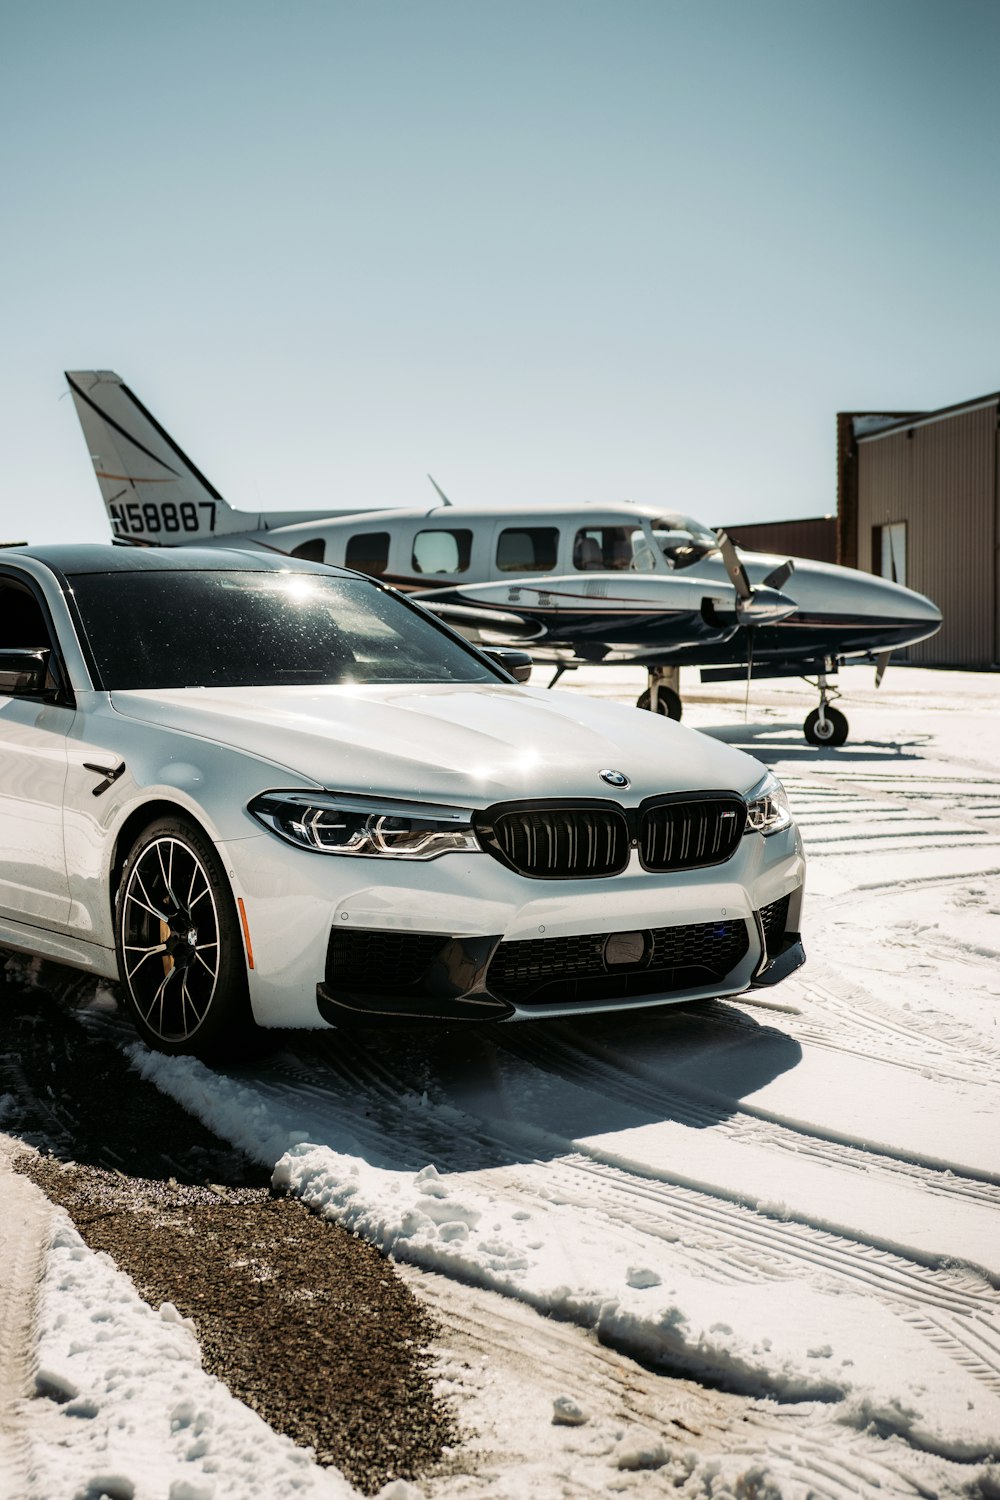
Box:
636, 686, 683, 721
115, 816, 256, 1059
804, 705, 849, 747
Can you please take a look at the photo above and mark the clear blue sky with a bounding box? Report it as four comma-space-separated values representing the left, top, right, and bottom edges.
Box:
3, 0, 999, 544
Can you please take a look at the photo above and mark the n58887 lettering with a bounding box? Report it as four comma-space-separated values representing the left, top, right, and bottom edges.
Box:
109, 500, 218, 534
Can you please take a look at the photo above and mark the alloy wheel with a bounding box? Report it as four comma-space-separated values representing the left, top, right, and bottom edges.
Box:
120, 836, 221, 1043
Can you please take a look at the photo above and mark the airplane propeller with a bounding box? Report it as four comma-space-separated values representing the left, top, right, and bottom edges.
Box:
713, 531, 798, 717
762, 557, 795, 592
714, 531, 797, 626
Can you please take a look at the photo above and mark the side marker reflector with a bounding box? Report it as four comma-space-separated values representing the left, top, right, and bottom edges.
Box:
237, 897, 255, 970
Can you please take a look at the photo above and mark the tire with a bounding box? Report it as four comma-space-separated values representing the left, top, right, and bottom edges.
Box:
114, 815, 256, 1059
636, 686, 683, 721
803, 705, 848, 747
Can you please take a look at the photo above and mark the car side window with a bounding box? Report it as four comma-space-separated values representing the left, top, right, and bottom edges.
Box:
0, 579, 59, 697
0, 581, 51, 649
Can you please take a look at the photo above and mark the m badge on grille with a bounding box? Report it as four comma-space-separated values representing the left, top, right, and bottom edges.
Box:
599, 769, 630, 787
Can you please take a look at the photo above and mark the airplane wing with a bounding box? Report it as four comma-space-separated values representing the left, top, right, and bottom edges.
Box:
418, 572, 797, 663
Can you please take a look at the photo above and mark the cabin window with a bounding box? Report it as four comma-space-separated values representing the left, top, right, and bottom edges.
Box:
496, 527, 559, 573
290, 539, 326, 564
572, 527, 634, 572
345, 531, 390, 577
412, 529, 473, 575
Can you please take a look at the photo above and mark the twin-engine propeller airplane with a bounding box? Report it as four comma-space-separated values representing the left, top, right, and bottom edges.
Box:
66, 370, 942, 746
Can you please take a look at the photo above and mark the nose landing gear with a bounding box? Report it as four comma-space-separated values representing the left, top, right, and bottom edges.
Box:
636, 666, 683, 721
803, 673, 849, 746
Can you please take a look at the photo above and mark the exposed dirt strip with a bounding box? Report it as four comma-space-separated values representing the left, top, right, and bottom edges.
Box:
1, 969, 457, 1495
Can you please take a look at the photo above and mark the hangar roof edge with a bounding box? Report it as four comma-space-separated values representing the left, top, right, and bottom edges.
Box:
852, 392, 1000, 443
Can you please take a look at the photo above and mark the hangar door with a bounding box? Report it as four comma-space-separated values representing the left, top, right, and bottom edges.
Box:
873, 522, 906, 588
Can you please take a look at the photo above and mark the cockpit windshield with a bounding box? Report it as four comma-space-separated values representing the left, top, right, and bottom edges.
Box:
650, 514, 719, 571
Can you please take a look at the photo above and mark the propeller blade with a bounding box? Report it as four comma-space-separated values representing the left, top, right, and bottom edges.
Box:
744, 624, 754, 721
715, 530, 753, 602
762, 558, 795, 591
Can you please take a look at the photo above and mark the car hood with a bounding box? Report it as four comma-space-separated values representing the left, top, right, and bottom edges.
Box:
109, 683, 765, 805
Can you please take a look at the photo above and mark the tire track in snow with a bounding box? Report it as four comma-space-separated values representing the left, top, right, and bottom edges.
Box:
519, 1154, 996, 1320
408, 1269, 974, 1500
904, 1312, 1000, 1397
63, 981, 1000, 1444
265, 1037, 1000, 1404
784, 772, 1000, 855
782, 969, 1000, 1081
256, 1035, 1000, 1398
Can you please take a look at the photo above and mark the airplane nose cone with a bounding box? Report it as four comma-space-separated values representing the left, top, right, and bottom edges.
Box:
911, 589, 942, 625
844, 571, 943, 651
753, 557, 944, 656
865, 574, 942, 624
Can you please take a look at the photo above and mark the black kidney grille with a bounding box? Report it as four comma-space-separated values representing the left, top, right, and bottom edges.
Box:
640, 798, 745, 871
326, 928, 447, 992
487, 919, 749, 1006
482, 806, 629, 878
758, 894, 791, 951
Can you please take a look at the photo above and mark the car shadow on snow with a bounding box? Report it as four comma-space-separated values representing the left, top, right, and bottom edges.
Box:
1, 955, 803, 1179
0, 961, 266, 1185
251, 997, 805, 1176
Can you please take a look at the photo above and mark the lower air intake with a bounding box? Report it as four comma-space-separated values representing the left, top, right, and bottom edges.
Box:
486, 919, 749, 1006
325, 929, 447, 992
758, 894, 791, 952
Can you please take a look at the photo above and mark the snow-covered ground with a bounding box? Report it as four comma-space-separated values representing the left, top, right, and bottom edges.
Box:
6, 663, 1000, 1498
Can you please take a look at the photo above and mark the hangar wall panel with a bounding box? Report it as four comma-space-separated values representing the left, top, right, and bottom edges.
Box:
857, 405, 997, 666
720, 517, 836, 564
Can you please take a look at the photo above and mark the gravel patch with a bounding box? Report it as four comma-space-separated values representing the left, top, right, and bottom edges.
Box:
2, 968, 458, 1494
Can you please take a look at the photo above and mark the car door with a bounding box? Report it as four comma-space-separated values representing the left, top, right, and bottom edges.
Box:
0, 572, 73, 929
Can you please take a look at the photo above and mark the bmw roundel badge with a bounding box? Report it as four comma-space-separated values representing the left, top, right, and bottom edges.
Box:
599, 768, 630, 788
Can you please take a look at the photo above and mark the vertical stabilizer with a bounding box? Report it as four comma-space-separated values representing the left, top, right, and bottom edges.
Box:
65, 371, 251, 543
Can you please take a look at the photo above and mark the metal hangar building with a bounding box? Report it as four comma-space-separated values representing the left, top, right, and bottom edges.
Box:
837, 392, 1000, 668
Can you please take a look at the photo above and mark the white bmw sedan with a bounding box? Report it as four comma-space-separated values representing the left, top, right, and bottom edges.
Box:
0, 545, 805, 1057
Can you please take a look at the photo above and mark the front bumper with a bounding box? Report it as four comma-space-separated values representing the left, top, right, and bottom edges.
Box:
315, 897, 804, 1024
222, 823, 805, 1029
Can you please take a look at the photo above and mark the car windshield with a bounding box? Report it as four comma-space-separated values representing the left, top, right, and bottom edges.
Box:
68, 569, 500, 690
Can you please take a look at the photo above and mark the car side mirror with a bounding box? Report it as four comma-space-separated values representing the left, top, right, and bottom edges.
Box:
483, 647, 532, 683
0, 647, 51, 696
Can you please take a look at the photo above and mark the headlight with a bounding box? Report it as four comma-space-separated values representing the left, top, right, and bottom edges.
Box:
744, 772, 792, 836
248, 791, 480, 859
